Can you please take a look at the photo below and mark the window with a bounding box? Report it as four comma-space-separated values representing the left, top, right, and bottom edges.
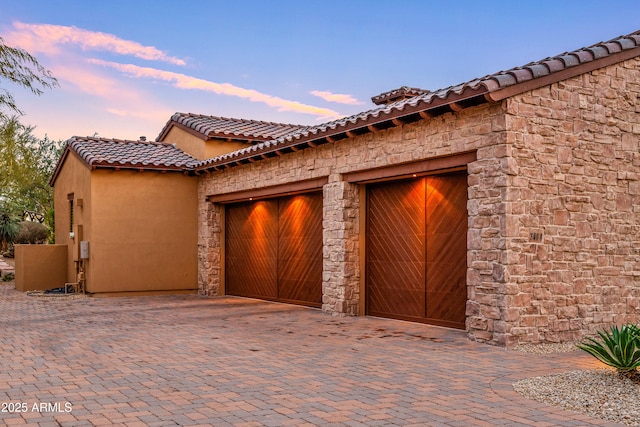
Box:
67, 194, 74, 233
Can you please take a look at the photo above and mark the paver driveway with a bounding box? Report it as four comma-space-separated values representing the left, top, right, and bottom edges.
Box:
0, 284, 621, 426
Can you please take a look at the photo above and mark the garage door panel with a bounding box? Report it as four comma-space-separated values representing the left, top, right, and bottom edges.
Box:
368, 260, 426, 292
225, 192, 322, 307
226, 201, 278, 299
426, 174, 468, 236
367, 179, 426, 318
367, 233, 425, 262
368, 180, 425, 237
278, 193, 323, 305
426, 173, 467, 327
277, 258, 322, 304
367, 269, 425, 318
426, 261, 467, 327
366, 172, 468, 329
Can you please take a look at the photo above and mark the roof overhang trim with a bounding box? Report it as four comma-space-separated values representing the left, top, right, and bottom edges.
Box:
343, 151, 477, 184
206, 176, 328, 204
196, 86, 490, 173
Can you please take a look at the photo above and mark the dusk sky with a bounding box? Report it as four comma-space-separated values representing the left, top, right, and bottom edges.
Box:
1, 1, 639, 142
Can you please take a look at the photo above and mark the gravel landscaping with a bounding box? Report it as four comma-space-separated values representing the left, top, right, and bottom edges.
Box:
514, 369, 640, 427
513, 343, 640, 427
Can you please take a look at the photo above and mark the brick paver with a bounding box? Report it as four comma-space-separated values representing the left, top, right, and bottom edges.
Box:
0, 284, 621, 426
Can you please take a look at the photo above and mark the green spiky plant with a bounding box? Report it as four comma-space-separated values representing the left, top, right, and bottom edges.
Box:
0, 204, 20, 252
577, 324, 640, 377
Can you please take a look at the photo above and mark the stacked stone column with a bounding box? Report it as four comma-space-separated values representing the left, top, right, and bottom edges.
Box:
321, 180, 361, 315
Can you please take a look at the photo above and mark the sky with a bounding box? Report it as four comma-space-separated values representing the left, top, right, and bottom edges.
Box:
1, 0, 639, 142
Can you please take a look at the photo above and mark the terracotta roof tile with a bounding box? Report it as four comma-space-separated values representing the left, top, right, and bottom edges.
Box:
194, 29, 640, 171
50, 137, 199, 185
157, 113, 307, 142
67, 137, 197, 169
371, 86, 430, 105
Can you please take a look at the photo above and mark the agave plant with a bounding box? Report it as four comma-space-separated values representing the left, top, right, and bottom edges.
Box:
577, 324, 640, 373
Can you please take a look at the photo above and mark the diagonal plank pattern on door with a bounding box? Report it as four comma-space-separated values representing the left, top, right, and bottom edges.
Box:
367, 172, 467, 328
226, 192, 323, 307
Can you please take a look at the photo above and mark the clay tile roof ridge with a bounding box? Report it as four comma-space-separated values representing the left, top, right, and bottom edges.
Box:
180, 112, 303, 128
164, 112, 308, 141
479, 30, 640, 90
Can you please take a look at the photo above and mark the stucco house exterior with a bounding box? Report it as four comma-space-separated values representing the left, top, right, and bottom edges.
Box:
49, 138, 198, 295
46, 29, 639, 346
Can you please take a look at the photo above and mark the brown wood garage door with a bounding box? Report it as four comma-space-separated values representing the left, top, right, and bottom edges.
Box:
225, 192, 323, 307
366, 171, 467, 329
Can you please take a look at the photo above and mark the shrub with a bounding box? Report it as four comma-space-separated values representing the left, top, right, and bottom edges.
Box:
2, 272, 14, 282
15, 221, 48, 244
0, 207, 20, 251
577, 324, 640, 373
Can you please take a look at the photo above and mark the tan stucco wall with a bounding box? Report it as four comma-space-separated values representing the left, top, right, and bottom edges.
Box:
53, 152, 92, 283
161, 127, 248, 160
14, 244, 67, 291
87, 170, 198, 293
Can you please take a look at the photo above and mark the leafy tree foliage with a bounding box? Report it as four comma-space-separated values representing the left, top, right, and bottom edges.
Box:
0, 116, 63, 228
0, 38, 61, 246
0, 36, 58, 117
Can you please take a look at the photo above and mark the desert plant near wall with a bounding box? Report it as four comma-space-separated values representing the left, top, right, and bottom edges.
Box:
577, 324, 640, 373
0, 206, 20, 251
15, 221, 48, 244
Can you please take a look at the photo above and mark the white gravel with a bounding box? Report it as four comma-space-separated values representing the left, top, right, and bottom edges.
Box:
513, 342, 580, 354
514, 368, 640, 426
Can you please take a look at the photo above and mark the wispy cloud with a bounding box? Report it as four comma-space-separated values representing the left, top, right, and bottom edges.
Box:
46, 60, 172, 125
310, 90, 364, 105
4, 21, 344, 127
90, 59, 343, 118
6, 22, 185, 65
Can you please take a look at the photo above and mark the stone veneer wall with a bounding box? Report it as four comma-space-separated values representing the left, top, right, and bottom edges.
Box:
198, 102, 509, 339
322, 181, 360, 315
496, 56, 640, 345
196, 56, 639, 346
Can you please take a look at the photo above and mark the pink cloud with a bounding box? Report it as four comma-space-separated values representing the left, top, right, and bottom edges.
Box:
90, 59, 343, 118
5, 22, 185, 65
106, 107, 172, 123
46, 59, 171, 124
310, 90, 364, 105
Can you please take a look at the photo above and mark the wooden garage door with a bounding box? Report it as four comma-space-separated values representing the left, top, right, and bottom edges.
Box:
225, 192, 322, 307
366, 172, 467, 329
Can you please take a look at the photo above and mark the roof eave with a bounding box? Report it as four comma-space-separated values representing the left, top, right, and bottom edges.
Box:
195, 86, 490, 173
49, 141, 98, 186
486, 45, 640, 101
89, 162, 191, 173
